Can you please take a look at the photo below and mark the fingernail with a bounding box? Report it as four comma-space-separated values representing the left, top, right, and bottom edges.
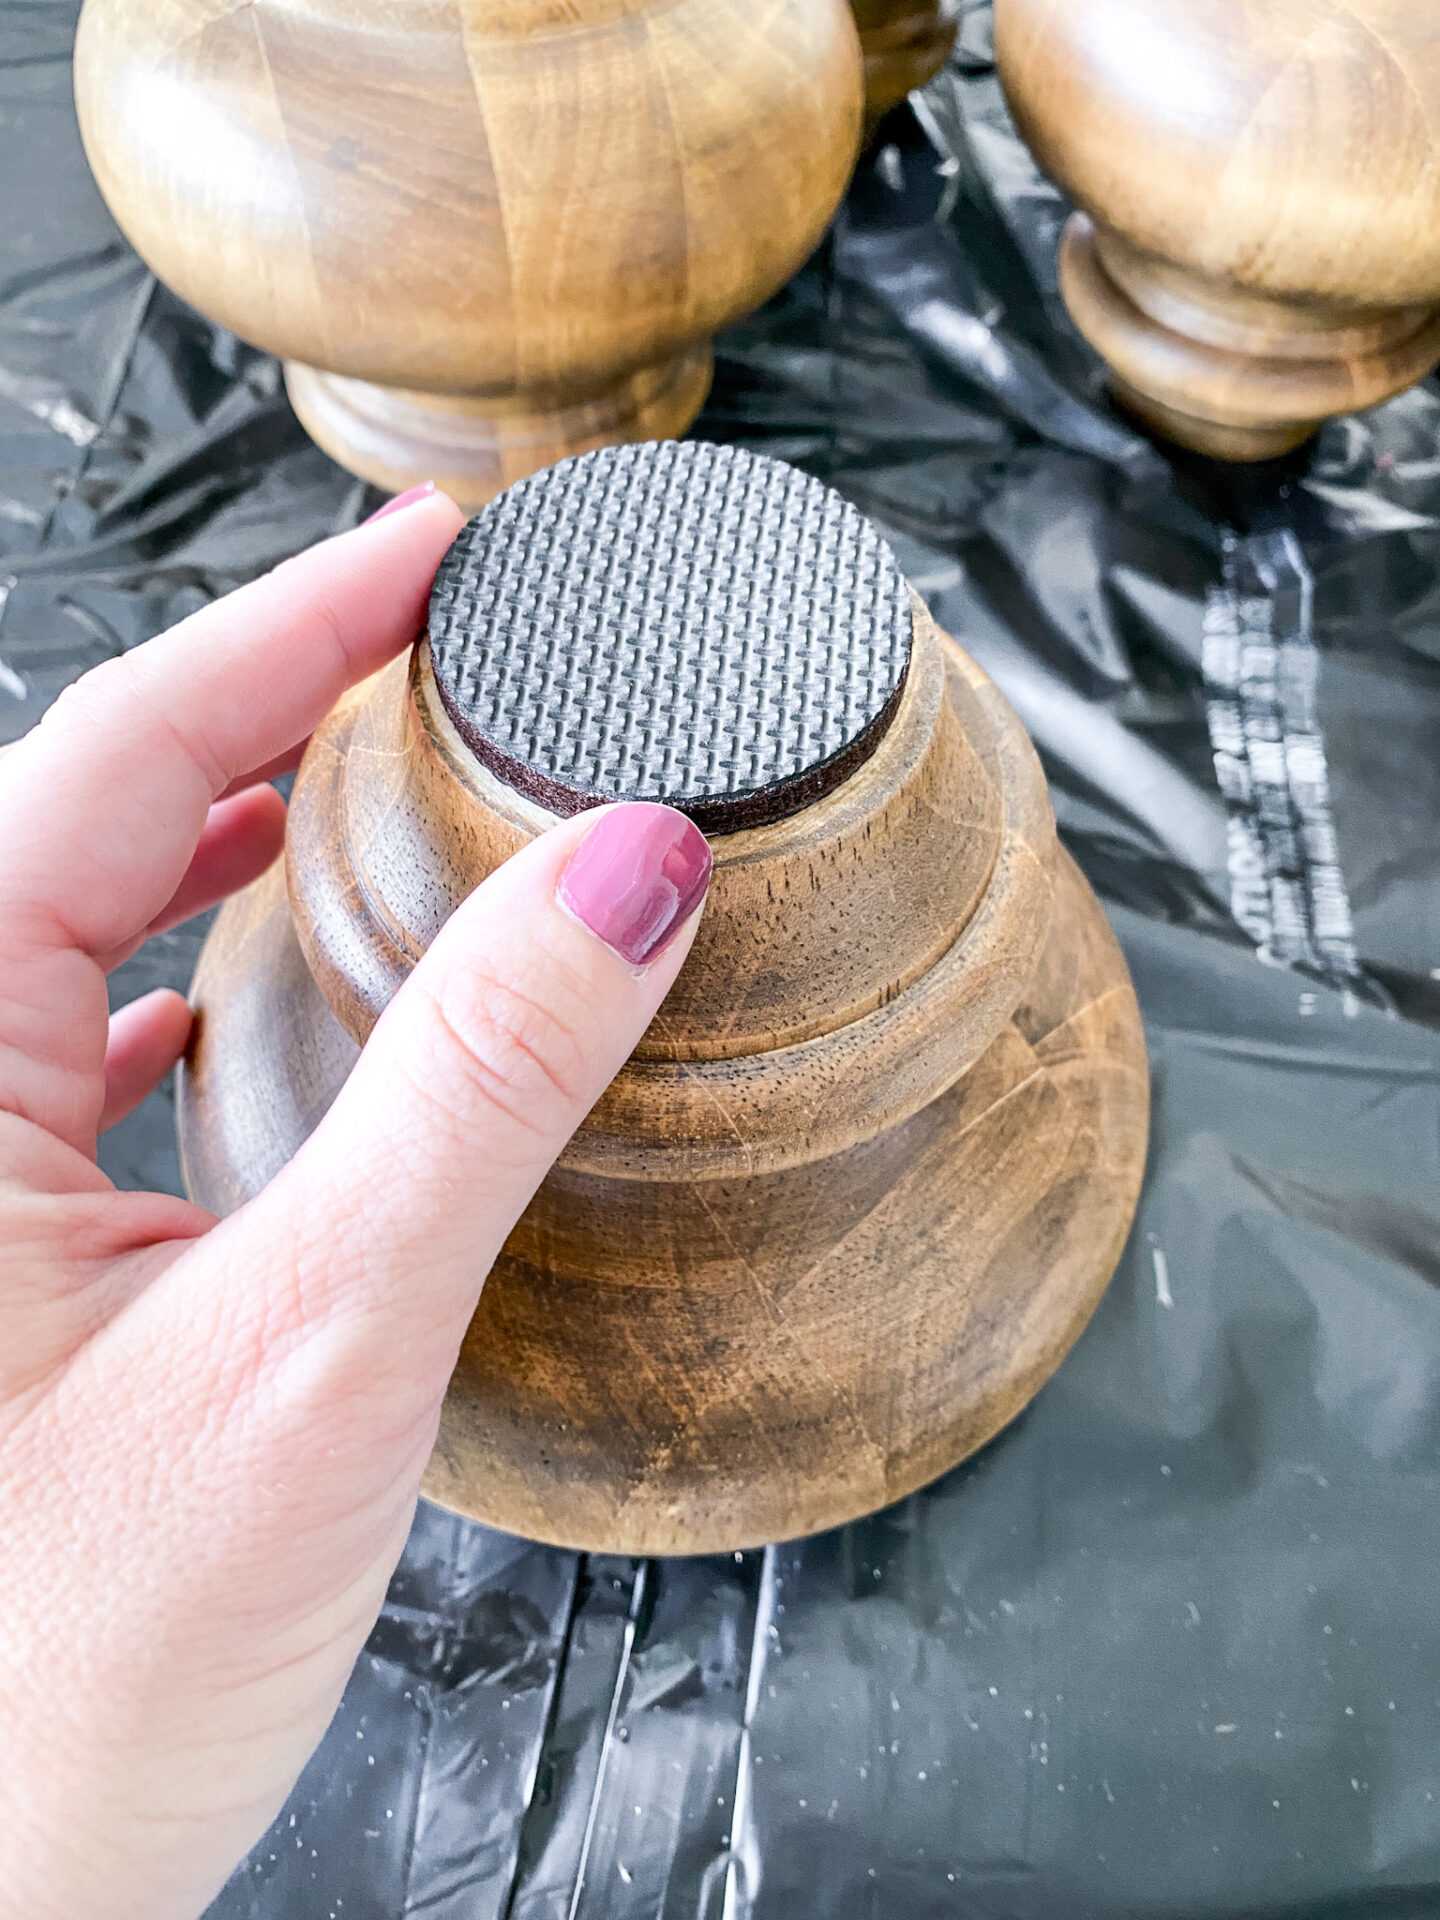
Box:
557, 803, 712, 968
364, 480, 437, 525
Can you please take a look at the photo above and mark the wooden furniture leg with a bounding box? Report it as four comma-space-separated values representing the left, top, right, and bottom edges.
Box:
995, 0, 1440, 460
179, 442, 1149, 1554
74, 0, 864, 509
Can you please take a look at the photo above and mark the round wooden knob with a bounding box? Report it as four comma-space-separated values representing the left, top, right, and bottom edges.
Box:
72, 0, 863, 510
995, 0, 1440, 460
178, 443, 1149, 1554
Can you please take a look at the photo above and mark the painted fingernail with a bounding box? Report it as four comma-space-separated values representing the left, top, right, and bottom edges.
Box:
363, 480, 437, 524
557, 803, 712, 968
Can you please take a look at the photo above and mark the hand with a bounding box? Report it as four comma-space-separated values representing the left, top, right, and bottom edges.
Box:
0, 490, 712, 1920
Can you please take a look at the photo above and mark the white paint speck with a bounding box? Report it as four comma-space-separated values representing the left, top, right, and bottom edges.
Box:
1152, 1246, 1173, 1308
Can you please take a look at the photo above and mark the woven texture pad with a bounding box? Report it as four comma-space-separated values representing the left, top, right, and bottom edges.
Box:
426, 442, 912, 832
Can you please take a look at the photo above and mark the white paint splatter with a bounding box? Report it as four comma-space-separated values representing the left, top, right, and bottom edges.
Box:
0, 367, 99, 446
1203, 531, 1360, 990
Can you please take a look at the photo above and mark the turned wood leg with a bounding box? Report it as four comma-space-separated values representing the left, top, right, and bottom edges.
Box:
1061, 215, 1440, 463
995, 0, 1440, 462
178, 439, 1148, 1555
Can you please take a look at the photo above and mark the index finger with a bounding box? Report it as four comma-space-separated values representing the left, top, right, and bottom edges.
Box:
0, 489, 463, 971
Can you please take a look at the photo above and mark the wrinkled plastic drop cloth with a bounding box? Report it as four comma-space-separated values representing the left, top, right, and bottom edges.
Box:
6, 2, 1440, 1913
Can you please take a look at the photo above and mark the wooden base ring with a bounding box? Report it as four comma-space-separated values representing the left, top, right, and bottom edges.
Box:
1060, 213, 1440, 463
1108, 380, 1316, 464
285, 346, 715, 512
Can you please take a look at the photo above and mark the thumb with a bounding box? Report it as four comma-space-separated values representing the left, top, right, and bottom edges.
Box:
204, 801, 711, 1379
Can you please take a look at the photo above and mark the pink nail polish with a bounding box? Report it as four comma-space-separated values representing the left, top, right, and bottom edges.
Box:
557, 803, 712, 967
363, 480, 437, 525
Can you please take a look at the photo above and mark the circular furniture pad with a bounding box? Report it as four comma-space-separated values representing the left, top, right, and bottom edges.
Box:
427, 441, 913, 832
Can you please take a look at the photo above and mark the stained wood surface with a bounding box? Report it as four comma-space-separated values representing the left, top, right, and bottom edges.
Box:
180, 616, 1148, 1555
285, 350, 716, 510
995, 0, 1440, 459
179, 854, 359, 1220
73, 0, 863, 507
850, 0, 957, 132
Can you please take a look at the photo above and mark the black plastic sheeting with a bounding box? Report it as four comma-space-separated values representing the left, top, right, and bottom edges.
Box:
8, 2, 1440, 1913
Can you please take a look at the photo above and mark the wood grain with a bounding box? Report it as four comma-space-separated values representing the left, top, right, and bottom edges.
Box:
73, 0, 863, 507
179, 613, 1148, 1554
995, 0, 1440, 459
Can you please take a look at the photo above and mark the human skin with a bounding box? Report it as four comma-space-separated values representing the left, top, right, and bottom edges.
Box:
0, 490, 709, 1920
